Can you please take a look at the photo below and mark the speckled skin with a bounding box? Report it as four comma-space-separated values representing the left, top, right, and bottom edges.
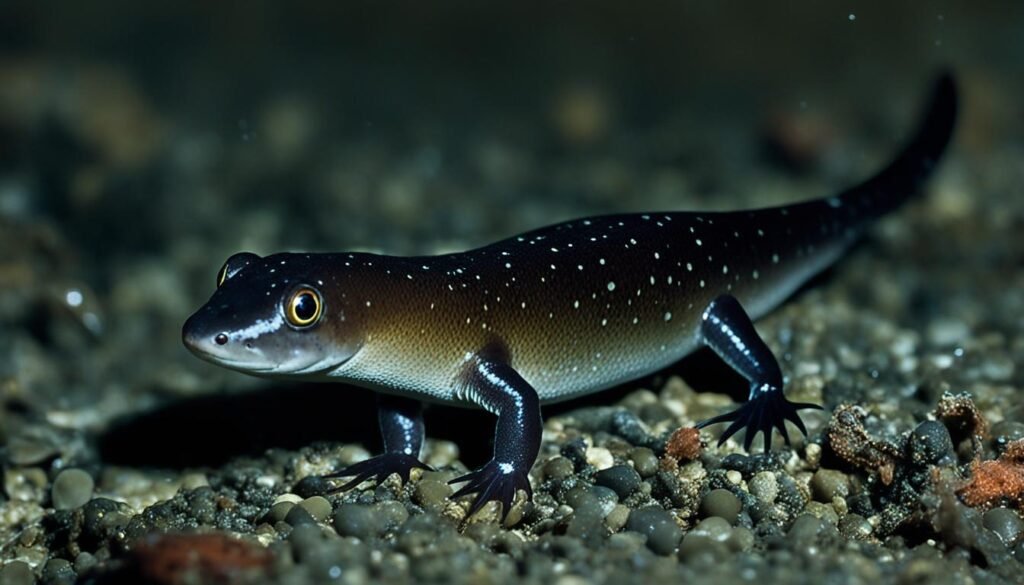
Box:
183, 74, 956, 518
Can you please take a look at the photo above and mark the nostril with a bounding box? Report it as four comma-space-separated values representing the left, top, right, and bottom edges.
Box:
214, 333, 228, 345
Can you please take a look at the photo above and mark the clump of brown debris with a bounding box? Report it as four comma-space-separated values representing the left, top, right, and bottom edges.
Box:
957, 439, 1024, 509
934, 391, 989, 454
661, 426, 702, 470
825, 404, 903, 484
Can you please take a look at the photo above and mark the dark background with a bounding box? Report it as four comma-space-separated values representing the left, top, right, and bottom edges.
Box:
1, 1, 1020, 466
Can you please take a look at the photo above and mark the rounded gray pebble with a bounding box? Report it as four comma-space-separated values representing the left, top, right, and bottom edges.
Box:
908, 420, 955, 466
809, 469, 850, 503
698, 489, 742, 524
293, 475, 330, 498
334, 503, 385, 539
376, 502, 409, 533
74, 552, 97, 575
626, 506, 682, 555
788, 514, 824, 545
288, 523, 327, 562
564, 485, 593, 509
589, 485, 620, 515
748, 471, 778, 504
298, 496, 332, 522
464, 521, 501, 546
691, 516, 732, 541
543, 456, 575, 481
566, 491, 607, 547
594, 465, 642, 499
678, 533, 729, 563
284, 504, 318, 527
728, 526, 755, 551
42, 558, 75, 585
413, 479, 452, 511
0, 561, 35, 585
838, 513, 873, 540
52, 468, 94, 510
629, 447, 659, 478
983, 508, 1024, 544
267, 501, 295, 523
605, 504, 630, 532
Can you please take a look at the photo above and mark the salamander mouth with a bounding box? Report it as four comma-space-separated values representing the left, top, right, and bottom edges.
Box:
183, 334, 349, 377
182, 341, 277, 372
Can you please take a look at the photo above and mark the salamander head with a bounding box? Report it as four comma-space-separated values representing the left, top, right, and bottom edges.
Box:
182, 252, 365, 377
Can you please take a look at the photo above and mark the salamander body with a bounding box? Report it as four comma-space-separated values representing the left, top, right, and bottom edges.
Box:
183, 74, 957, 519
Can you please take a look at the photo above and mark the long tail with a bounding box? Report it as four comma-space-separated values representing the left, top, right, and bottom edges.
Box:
834, 71, 958, 221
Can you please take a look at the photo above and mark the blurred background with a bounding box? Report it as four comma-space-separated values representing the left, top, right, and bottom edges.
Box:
1, 0, 1021, 490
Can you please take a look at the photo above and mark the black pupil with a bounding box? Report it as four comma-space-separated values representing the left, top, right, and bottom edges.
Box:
294, 293, 317, 321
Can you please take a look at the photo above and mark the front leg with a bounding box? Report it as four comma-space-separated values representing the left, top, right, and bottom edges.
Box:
695, 294, 822, 451
325, 394, 432, 492
449, 352, 541, 521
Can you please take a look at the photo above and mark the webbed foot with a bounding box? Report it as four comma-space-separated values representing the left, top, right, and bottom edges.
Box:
449, 459, 533, 521
324, 453, 433, 492
696, 383, 821, 451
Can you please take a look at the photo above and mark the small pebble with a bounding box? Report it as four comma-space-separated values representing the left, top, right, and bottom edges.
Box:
698, 489, 742, 524
838, 513, 873, 540
180, 472, 209, 490
691, 516, 732, 541
809, 469, 850, 503
334, 503, 386, 539
677, 532, 726, 563
594, 465, 642, 499
565, 490, 607, 548
983, 508, 1024, 544
728, 526, 755, 551
413, 479, 452, 511
298, 496, 332, 522
292, 475, 329, 498
628, 447, 659, 478
586, 447, 614, 470
74, 551, 98, 574
7, 435, 61, 466
284, 504, 318, 527
464, 522, 500, 546
266, 501, 295, 523
543, 457, 575, 481
803, 501, 840, 525
589, 485, 620, 516
625, 506, 682, 555
273, 493, 303, 505
908, 420, 955, 466
4, 467, 48, 503
605, 504, 630, 532
42, 558, 75, 585
51, 468, 94, 510
0, 561, 35, 585
788, 514, 824, 546
748, 471, 779, 504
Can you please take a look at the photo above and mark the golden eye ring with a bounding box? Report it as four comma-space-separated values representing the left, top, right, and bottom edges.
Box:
285, 288, 322, 327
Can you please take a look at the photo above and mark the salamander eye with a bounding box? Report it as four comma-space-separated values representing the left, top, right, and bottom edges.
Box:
285, 288, 322, 327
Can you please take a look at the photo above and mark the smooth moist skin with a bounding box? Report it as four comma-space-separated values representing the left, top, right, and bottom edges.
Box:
183, 74, 957, 520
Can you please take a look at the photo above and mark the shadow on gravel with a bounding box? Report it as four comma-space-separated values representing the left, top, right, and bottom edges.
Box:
98, 347, 749, 471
